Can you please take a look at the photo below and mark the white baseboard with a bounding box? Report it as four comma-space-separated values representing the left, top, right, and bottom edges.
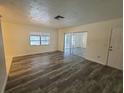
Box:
84, 57, 106, 65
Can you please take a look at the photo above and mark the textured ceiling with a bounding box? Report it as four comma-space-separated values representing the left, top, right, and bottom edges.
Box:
0, 0, 123, 28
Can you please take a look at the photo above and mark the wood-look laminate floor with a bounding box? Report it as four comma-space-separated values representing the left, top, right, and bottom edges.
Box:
5, 51, 123, 93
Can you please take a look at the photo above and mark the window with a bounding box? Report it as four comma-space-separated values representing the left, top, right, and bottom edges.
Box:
30, 35, 41, 45
41, 35, 50, 45
82, 32, 87, 48
30, 33, 50, 46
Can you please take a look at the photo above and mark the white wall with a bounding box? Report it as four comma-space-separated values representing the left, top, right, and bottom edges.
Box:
1, 21, 58, 74
58, 18, 122, 65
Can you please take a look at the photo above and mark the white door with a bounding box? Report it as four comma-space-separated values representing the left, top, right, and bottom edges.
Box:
107, 26, 123, 70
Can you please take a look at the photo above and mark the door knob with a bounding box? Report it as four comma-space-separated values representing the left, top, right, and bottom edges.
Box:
109, 46, 112, 48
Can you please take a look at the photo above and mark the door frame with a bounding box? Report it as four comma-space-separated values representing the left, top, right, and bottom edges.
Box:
106, 28, 113, 65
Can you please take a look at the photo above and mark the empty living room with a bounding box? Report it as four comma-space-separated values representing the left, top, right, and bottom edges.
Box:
0, 0, 123, 93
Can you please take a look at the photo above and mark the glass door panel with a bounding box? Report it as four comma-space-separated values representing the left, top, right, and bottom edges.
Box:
64, 32, 87, 57
64, 33, 72, 55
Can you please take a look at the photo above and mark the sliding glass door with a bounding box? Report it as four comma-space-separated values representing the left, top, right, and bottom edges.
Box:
64, 33, 72, 55
64, 32, 87, 57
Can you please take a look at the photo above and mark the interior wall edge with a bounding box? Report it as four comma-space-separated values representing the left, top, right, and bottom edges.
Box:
1, 19, 57, 30
58, 17, 122, 31
0, 20, 8, 93
12, 50, 59, 60
1, 75, 8, 93
84, 57, 106, 65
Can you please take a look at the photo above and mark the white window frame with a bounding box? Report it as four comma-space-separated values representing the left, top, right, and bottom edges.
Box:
29, 33, 50, 46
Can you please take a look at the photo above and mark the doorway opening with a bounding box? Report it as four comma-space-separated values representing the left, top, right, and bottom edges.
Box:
64, 32, 87, 57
